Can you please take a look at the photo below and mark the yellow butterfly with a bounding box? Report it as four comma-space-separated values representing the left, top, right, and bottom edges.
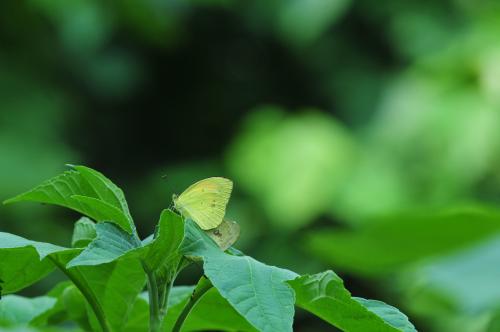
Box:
206, 220, 240, 251
173, 177, 233, 230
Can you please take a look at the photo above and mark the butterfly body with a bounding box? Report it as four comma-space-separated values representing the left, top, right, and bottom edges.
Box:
173, 177, 233, 230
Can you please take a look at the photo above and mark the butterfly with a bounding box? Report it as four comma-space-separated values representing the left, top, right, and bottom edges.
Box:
206, 220, 240, 251
173, 177, 233, 230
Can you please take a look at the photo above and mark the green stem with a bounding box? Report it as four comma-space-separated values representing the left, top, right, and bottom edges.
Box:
172, 281, 213, 332
48, 256, 111, 332
144, 265, 162, 332
160, 258, 188, 317
159, 279, 174, 316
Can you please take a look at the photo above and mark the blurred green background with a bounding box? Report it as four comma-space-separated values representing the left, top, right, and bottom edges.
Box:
2, 0, 500, 331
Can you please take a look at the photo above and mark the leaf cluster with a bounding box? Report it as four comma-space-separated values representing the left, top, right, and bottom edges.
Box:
0, 166, 416, 332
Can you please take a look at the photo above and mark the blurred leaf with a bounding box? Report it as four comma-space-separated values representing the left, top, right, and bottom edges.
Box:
289, 271, 416, 332
332, 149, 410, 223
0, 295, 56, 326
31, 281, 75, 327
404, 234, 500, 315
368, 75, 500, 207
227, 107, 356, 230
117, 0, 183, 46
30, 0, 112, 54
277, 0, 351, 47
32, 282, 90, 330
306, 206, 500, 276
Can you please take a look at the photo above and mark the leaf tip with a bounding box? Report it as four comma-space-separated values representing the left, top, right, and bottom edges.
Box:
3, 196, 18, 205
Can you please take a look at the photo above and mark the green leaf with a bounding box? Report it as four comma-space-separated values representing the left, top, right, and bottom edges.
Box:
0, 295, 57, 326
61, 285, 92, 329
404, 235, 500, 315
0, 230, 145, 332
72, 166, 132, 221
306, 206, 500, 276
65, 258, 146, 332
67, 222, 140, 268
181, 219, 297, 332
143, 209, 184, 272
68, 211, 184, 270
29, 281, 90, 330
355, 298, 416, 332
289, 271, 416, 332
30, 281, 75, 327
0, 232, 75, 294
71, 217, 97, 248
123, 295, 149, 332
4, 165, 134, 233
71, 195, 133, 234
162, 283, 258, 332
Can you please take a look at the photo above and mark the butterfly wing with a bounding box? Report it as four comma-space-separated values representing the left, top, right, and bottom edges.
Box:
174, 177, 233, 230
206, 220, 240, 251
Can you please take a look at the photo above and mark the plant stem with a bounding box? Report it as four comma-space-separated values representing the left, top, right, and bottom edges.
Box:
49, 256, 111, 332
172, 281, 213, 332
144, 265, 162, 332
160, 278, 174, 316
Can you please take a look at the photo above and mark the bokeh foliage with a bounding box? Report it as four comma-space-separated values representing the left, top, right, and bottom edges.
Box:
2, 0, 500, 331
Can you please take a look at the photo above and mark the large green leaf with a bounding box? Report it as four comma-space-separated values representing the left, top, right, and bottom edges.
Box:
181, 219, 297, 332
67, 222, 141, 268
306, 207, 500, 276
289, 271, 416, 332
0, 232, 76, 294
0, 295, 57, 326
0, 230, 145, 332
68, 210, 184, 272
4, 165, 134, 233
76, 259, 146, 332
